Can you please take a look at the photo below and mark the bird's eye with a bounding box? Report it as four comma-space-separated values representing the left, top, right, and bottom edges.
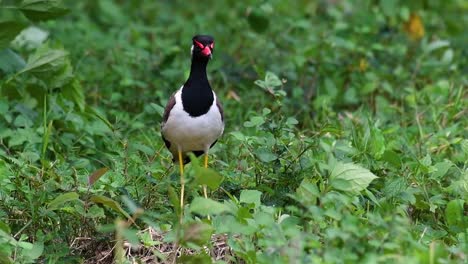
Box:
194, 40, 204, 49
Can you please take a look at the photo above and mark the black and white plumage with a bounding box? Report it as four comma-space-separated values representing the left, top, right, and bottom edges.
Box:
161, 35, 224, 164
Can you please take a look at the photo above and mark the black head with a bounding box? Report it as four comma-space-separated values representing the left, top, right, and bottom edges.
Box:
191, 35, 214, 60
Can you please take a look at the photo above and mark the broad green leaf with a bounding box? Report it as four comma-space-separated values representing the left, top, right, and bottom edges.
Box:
255, 148, 277, 163
265, 71, 282, 87
90, 195, 131, 220
194, 167, 223, 190
254, 211, 275, 226
17, 47, 68, 75
295, 179, 319, 206
0, 49, 26, 74
381, 150, 401, 167
19, 0, 69, 21
0, 220, 10, 233
0, 21, 27, 49
189, 197, 229, 216
240, 190, 262, 208
424, 40, 450, 54
244, 116, 264, 127
330, 162, 378, 194
230, 131, 245, 141
17, 241, 33, 250
48, 192, 80, 210
88, 167, 109, 186
87, 205, 105, 219
445, 199, 464, 227
286, 117, 298, 126
25, 241, 43, 260
431, 161, 452, 179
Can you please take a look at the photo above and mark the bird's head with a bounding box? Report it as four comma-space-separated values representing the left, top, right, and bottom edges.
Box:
191, 35, 214, 60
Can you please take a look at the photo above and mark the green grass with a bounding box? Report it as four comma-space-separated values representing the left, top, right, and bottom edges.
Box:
0, 0, 467, 263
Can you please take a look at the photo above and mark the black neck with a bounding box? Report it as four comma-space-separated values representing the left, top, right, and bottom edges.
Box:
189, 58, 209, 82
181, 57, 214, 117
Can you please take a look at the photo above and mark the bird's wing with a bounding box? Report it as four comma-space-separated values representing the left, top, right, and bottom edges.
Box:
162, 93, 177, 124
216, 96, 224, 122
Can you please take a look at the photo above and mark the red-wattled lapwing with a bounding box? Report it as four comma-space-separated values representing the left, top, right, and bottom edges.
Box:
161, 35, 224, 211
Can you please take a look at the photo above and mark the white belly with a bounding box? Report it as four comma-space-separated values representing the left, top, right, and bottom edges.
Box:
162, 90, 224, 153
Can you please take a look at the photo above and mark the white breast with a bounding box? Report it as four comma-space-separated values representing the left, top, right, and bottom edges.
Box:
161, 88, 224, 154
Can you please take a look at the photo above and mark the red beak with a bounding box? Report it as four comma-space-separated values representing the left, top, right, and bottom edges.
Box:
201, 46, 211, 57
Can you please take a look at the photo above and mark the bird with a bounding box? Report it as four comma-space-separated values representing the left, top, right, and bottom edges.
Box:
161, 35, 224, 212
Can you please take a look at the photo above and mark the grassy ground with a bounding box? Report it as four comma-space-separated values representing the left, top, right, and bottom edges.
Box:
0, 0, 467, 263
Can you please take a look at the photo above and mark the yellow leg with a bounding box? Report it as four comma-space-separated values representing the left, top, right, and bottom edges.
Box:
203, 153, 210, 221
178, 150, 185, 216
203, 154, 208, 199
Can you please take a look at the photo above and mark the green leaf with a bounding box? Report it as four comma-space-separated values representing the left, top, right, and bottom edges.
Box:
240, 190, 262, 208
194, 167, 223, 190
62, 79, 85, 112
255, 148, 277, 163
381, 150, 401, 167
445, 199, 464, 228
330, 162, 378, 194
48, 192, 80, 210
88, 167, 109, 186
90, 195, 131, 220
424, 40, 450, 54
0, 220, 10, 233
370, 126, 386, 159
25, 241, 43, 260
189, 197, 229, 216
0, 21, 27, 49
17, 46, 68, 75
244, 116, 264, 127
265, 71, 282, 87
19, 0, 69, 21
230, 131, 245, 141
431, 160, 452, 179
0, 49, 26, 74
295, 179, 319, 206
87, 205, 105, 219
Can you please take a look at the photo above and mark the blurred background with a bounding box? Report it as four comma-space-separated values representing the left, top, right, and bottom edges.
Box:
0, 0, 466, 263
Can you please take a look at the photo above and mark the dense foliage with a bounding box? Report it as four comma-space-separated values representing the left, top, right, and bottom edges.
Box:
0, 0, 466, 263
